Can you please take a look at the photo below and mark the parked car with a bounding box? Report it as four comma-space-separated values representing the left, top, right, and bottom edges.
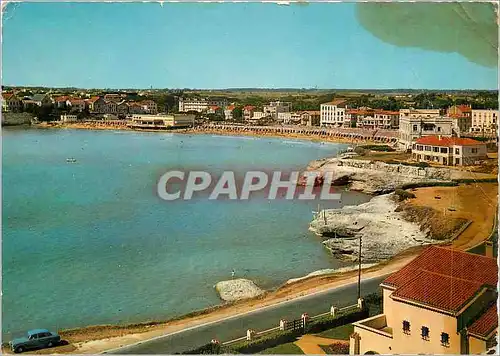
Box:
9, 329, 60, 353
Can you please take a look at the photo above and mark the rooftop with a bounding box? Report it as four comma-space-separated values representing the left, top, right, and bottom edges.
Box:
383, 246, 497, 314
415, 136, 485, 147
468, 304, 498, 338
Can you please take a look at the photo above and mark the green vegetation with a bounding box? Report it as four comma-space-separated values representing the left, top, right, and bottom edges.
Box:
317, 324, 354, 340
384, 160, 430, 168
359, 145, 395, 152
229, 329, 301, 354
394, 189, 416, 201
259, 342, 304, 354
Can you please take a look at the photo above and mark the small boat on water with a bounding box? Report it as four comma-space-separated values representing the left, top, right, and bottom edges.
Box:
66, 158, 77, 163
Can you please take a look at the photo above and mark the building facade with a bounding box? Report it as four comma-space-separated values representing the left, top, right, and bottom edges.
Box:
398, 116, 453, 150
263, 101, 291, 119
399, 108, 441, 120
2, 93, 22, 112
320, 99, 347, 127
129, 114, 195, 129
60, 114, 78, 123
350, 246, 498, 355
300, 111, 320, 126
412, 136, 487, 166
470, 109, 498, 133
178, 97, 228, 113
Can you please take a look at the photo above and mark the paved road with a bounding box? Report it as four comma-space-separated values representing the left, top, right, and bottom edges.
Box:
106, 276, 385, 354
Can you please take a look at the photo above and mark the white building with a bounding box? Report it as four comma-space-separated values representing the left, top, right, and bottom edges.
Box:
263, 101, 291, 119
398, 116, 453, 150
320, 99, 347, 127
470, 109, 498, 133
60, 114, 78, 123
399, 108, 441, 120
129, 114, 195, 129
178, 97, 228, 113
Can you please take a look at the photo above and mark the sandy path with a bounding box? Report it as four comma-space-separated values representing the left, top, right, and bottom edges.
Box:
407, 183, 498, 250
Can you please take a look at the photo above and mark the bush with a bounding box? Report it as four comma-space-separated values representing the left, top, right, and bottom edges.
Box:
305, 308, 369, 334
452, 178, 497, 183
230, 329, 301, 354
394, 189, 416, 201
181, 342, 224, 354
320, 342, 350, 354
359, 145, 395, 152
397, 181, 458, 190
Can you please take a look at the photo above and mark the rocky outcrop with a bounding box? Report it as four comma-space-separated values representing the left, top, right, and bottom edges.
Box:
286, 264, 377, 284
305, 158, 452, 194
310, 193, 433, 263
215, 279, 264, 302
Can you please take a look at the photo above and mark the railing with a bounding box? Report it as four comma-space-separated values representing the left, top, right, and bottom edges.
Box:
220, 302, 360, 347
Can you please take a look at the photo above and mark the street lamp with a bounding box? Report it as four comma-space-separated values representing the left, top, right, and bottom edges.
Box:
357, 235, 362, 301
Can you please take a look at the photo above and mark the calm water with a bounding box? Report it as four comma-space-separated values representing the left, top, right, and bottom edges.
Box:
2, 128, 370, 338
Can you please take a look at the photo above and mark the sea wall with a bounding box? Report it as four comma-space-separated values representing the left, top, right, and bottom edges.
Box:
2, 112, 33, 126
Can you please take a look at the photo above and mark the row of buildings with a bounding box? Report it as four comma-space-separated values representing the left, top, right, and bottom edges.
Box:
1, 92, 158, 115
177, 97, 498, 134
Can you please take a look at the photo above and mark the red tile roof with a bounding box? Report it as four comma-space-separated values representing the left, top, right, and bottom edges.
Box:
85, 96, 100, 104
391, 270, 485, 313
301, 110, 321, 115
415, 136, 484, 147
209, 105, 220, 110
3, 93, 15, 100
324, 99, 347, 107
384, 246, 497, 288
457, 104, 472, 113
468, 304, 498, 338
383, 246, 497, 313
226, 105, 236, 111
347, 109, 372, 115
69, 98, 85, 104
243, 105, 256, 111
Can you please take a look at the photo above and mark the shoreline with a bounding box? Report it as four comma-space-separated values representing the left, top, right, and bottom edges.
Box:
47, 247, 424, 354
31, 122, 387, 146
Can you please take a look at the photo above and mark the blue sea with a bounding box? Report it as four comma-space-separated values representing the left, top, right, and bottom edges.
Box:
2, 128, 370, 339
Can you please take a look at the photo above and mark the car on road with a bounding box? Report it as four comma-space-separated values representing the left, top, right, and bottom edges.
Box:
9, 329, 61, 353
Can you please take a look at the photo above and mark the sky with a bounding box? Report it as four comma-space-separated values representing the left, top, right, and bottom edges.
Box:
1, 2, 498, 90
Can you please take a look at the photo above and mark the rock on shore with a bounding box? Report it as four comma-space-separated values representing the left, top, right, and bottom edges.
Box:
215, 279, 264, 302
310, 193, 433, 262
306, 158, 452, 194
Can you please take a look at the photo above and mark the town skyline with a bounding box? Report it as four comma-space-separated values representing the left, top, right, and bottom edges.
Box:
2, 2, 498, 90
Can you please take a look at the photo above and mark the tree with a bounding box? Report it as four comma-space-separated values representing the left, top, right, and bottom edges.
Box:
232, 107, 243, 121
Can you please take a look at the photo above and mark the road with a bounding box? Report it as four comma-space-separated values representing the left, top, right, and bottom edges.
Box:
106, 276, 384, 354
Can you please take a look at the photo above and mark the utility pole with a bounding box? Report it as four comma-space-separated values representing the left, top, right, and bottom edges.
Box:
357, 235, 362, 301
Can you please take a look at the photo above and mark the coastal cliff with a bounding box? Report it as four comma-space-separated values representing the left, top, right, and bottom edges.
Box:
306, 157, 452, 194
309, 193, 433, 262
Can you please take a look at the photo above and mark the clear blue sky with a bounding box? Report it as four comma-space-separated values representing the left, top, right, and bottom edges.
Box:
2, 2, 498, 89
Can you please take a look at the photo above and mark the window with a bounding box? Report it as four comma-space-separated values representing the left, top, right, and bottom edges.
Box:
433, 147, 439, 153
403, 320, 411, 334
441, 332, 450, 346
413, 125, 418, 131
440, 147, 448, 153
437, 127, 441, 132
455, 148, 460, 155
472, 148, 478, 154
421, 326, 430, 340
425, 146, 431, 151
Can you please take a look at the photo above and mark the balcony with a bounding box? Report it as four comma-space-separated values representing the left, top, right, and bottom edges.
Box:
353, 314, 393, 338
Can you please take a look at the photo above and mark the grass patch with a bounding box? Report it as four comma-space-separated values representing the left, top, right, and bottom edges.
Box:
316, 324, 354, 340
259, 342, 304, 354
359, 145, 395, 152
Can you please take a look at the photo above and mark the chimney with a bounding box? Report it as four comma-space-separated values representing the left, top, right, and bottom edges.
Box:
485, 241, 494, 258
438, 135, 442, 140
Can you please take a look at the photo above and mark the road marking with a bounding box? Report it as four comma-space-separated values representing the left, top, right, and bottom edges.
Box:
102, 273, 389, 354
